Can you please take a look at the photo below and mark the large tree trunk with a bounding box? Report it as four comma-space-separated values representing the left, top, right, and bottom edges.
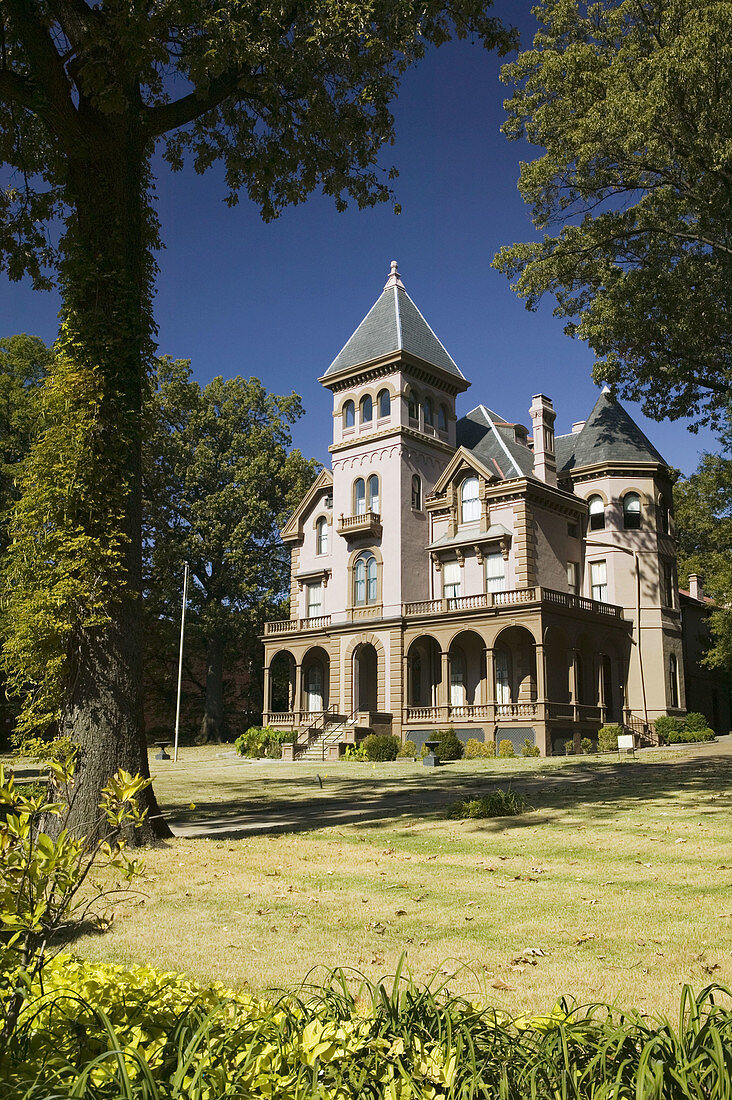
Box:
56, 108, 170, 843
198, 633, 226, 744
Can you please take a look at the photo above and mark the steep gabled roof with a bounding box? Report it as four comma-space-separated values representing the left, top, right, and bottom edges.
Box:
556, 389, 667, 473
457, 405, 534, 480
323, 262, 466, 380
280, 468, 333, 542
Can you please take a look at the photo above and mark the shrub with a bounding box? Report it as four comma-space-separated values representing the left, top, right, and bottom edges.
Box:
435, 727, 464, 761
598, 724, 624, 751
464, 737, 495, 759
235, 726, 292, 758
581, 737, 594, 755
654, 714, 682, 744
683, 711, 709, 731
449, 787, 530, 818
397, 739, 417, 759
521, 738, 540, 757
363, 734, 400, 761
342, 742, 367, 761
665, 726, 716, 744
498, 738, 514, 757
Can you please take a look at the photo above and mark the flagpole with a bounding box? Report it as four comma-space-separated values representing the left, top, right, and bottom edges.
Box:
173, 561, 189, 763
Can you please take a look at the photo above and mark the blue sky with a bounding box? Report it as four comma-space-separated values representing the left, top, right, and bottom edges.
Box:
0, 5, 716, 475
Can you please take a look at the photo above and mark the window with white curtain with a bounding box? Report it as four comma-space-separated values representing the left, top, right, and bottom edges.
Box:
443, 560, 461, 601
367, 474, 380, 513
354, 553, 377, 605
567, 561, 579, 595
354, 478, 366, 515
307, 582, 322, 618
461, 477, 480, 523
316, 517, 328, 555
590, 560, 608, 602
485, 551, 506, 593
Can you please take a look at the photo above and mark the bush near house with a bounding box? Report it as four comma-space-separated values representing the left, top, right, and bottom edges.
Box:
498, 738, 515, 757
581, 737, 594, 755
362, 733, 400, 761
396, 739, 417, 758
654, 714, 716, 745
234, 726, 293, 758
434, 727, 465, 761
598, 724, 624, 752
464, 737, 495, 758
521, 738, 540, 757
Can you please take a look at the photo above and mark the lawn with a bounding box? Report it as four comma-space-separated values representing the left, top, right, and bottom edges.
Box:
70, 741, 732, 1017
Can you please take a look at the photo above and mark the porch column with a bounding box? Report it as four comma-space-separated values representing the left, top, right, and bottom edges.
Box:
535, 642, 546, 721
403, 654, 410, 717
293, 662, 303, 721
263, 662, 271, 718
439, 649, 450, 713
484, 647, 495, 723
597, 656, 607, 725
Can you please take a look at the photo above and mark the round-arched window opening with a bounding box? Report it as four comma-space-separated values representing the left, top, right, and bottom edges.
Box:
588, 495, 605, 530
316, 516, 328, 555
354, 478, 366, 515
423, 397, 434, 428
377, 389, 390, 419
360, 394, 373, 423
437, 404, 448, 433
623, 493, 641, 529
408, 391, 419, 425
343, 400, 355, 429
354, 552, 378, 606
461, 476, 480, 524
367, 474, 380, 513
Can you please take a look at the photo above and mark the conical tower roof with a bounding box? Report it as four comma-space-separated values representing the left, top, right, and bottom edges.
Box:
556, 388, 668, 472
322, 262, 466, 382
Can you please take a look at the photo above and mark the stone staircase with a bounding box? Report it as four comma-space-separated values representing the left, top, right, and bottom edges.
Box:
295, 710, 360, 762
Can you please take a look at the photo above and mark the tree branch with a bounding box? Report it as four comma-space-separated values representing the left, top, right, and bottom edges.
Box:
143, 69, 259, 139
0, 68, 35, 111
4, 0, 81, 142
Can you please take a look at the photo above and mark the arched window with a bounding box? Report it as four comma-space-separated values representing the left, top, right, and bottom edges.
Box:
343, 400, 355, 429
588, 494, 605, 530
423, 397, 434, 428
367, 474, 380, 513
461, 477, 480, 524
669, 653, 679, 709
411, 474, 422, 511
450, 647, 466, 707
437, 404, 448, 433
360, 394, 373, 424
495, 649, 511, 710
623, 492, 641, 529
408, 390, 419, 425
316, 516, 328, 555
354, 552, 378, 606
659, 499, 670, 534
377, 389, 390, 419
354, 478, 366, 515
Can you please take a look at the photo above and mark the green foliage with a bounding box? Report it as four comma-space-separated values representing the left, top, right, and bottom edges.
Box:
433, 727, 464, 761
683, 712, 710, 732
0, 335, 131, 737
234, 726, 292, 759
498, 738, 515, 758
362, 734, 400, 762
521, 738, 540, 757
449, 787, 530, 819
655, 713, 716, 744
599, 724, 624, 751
397, 739, 417, 759
675, 435, 732, 671
581, 737, 594, 755
0, 755, 148, 1043
342, 743, 368, 761
0, 335, 50, 537
665, 727, 716, 745
2, 955, 732, 1100
464, 737, 495, 759
144, 359, 319, 741
493, 0, 732, 427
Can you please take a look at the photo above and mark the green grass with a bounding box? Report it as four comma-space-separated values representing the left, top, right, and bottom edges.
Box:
59, 741, 732, 1016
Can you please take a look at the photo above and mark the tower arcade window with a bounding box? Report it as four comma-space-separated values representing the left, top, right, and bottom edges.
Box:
354, 552, 377, 606
588, 495, 605, 530
360, 394, 373, 424
343, 400, 355, 429
461, 477, 480, 524
408, 391, 419, 425
377, 389, 390, 419
437, 404, 448, 433
423, 397, 434, 428
411, 474, 422, 511
623, 492, 641, 529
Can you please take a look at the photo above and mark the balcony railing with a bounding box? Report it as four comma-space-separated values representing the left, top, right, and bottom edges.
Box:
336, 511, 382, 539
403, 702, 540, 723
264, 615, 332, 635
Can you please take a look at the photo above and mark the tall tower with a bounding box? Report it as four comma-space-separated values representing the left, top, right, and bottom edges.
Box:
320, 262, 470, 621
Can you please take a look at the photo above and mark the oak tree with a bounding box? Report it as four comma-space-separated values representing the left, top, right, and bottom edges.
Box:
143, 358, 317, 744
493, 0, 732, 427
0, 2, 513, 839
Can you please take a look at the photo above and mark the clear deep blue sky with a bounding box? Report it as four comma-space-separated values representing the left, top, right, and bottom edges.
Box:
0, 5, 716, 475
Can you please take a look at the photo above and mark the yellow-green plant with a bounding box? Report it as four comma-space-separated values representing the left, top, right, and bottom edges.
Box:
0, 754, 149, 1044
498, 738, 515, 758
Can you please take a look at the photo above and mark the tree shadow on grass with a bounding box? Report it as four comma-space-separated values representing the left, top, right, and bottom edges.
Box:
160, 741, 732, 840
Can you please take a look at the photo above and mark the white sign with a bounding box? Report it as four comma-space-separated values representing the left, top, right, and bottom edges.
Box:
617, 734, 635, 750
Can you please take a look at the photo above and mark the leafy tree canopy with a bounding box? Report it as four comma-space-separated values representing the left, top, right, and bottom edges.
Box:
493, 0, 732, 427
143, 358, 318, 742
674, 425, 732, 669
0, 334, 51, 530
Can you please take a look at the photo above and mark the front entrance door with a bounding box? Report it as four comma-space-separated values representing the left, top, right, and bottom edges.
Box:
305, 662, 323, 712
354, 644, 378, 712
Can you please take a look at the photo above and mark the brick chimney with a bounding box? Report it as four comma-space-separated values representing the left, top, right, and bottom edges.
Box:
529, 394, 557, 486
689, 574, 703, 601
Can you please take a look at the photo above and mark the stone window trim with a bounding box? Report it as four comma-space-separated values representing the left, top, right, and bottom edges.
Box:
460, 475, 481, 524
296, 568, 332, 591
348, 546, 383, 609
314, 514, 330, 556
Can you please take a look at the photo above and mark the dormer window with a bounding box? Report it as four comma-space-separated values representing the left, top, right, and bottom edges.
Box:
588, 495, 605, 530
360, 394, 372, 424
343, 400, 355, 429
377, 389, 390, 419
461, 477, 480, 524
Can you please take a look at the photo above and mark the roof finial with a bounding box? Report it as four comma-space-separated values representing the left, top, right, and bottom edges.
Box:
384, 259, 405, 291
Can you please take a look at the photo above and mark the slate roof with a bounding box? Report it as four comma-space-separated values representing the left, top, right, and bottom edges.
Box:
324, 263, 465, 380
457, 406, 534, 480
556, 390, 668, 473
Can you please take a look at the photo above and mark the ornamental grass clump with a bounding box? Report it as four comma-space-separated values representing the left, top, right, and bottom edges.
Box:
449, 787, 530, 819
3, 955, 731, 1100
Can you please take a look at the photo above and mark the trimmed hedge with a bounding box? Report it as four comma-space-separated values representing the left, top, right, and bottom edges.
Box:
363, 733, 400, 761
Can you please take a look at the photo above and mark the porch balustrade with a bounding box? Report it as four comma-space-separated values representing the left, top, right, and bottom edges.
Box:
264, 615, 332, 635
403, 701, 541, 723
